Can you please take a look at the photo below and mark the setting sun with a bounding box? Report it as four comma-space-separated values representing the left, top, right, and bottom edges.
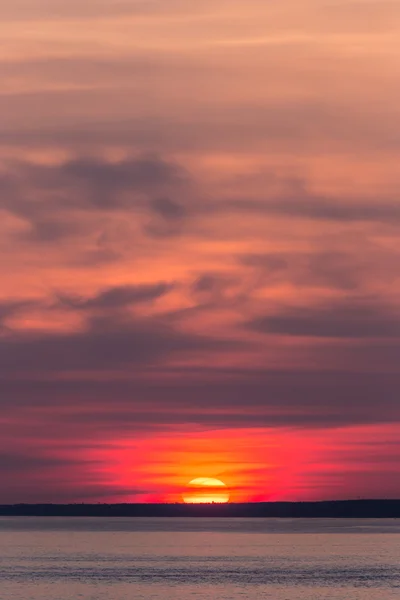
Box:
182, 478, 230, 504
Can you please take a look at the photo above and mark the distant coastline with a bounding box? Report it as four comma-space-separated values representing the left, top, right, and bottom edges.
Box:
1, 500, 399, 518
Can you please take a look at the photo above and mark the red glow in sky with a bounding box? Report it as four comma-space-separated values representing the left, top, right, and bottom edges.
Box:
0, 0, 399, 503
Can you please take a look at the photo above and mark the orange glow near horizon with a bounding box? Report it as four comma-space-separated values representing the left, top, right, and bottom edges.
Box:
84, 423, 400, 505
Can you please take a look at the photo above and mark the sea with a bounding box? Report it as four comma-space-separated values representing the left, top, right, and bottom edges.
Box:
0, 517, 399, 600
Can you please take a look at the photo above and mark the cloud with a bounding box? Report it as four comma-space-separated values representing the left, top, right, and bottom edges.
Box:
0, 299, 40, 328
193, 275, 219, 293
145, 196, 187, 237
1, 367, 399, 431
241, 254, 289, 272
240, 251, 369, 290
2, 85, 399, 156
4, 154, 399, 256
57, 283, 172, 311
0, 0, 154, 21
24, 218, 84, 242
0, 154, 191, 245
225, 196, 400, 224
190, 273, 240, 303
59, 155, 188, 207
247, 299, 400, 339
1, 154, 188, 212
0, 299, 37, 320
150, 197, 186, 221
0, 451, 97, 473
0, 312, 240, 374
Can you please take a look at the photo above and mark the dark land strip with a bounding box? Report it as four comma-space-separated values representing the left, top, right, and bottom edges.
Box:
0, 500, 399, 518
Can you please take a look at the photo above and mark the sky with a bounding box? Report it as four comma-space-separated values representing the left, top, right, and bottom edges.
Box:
1, 0, 400, 503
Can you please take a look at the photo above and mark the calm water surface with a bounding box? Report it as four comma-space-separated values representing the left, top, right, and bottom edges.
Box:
0, 517, 399, 600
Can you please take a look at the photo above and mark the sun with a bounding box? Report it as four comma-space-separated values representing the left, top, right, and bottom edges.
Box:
182, 477, 230, 504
